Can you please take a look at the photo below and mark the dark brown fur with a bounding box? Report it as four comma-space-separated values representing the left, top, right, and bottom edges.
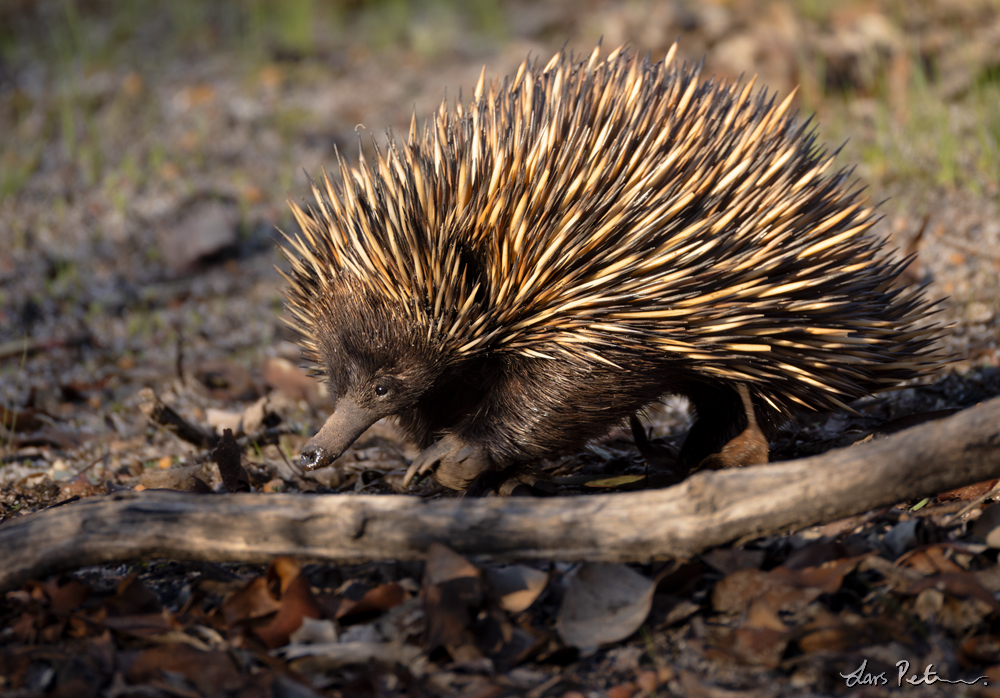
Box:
303, 283, 781, 490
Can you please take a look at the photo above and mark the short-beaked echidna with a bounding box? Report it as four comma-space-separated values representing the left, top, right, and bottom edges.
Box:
279, 44, 943, 491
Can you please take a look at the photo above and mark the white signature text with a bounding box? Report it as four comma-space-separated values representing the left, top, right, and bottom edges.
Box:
840, 659, 988, 688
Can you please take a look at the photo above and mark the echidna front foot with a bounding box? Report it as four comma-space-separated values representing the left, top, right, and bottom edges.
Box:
402, 433, 491, 491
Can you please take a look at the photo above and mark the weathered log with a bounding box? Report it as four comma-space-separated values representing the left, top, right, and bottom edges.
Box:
1, 396, 998, 591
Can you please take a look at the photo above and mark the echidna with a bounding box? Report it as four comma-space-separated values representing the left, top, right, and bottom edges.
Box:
279, 43, 942, 491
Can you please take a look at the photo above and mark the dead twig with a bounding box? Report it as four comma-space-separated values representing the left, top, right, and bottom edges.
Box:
137, 388, 215, 449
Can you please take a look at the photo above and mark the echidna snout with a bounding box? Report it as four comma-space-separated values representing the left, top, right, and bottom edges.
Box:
299, 396, 378, 471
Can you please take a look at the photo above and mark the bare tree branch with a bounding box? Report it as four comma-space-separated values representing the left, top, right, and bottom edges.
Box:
2, 396, 999, 591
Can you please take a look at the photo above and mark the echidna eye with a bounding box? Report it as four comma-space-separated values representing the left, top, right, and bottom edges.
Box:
374, 384, 389, 397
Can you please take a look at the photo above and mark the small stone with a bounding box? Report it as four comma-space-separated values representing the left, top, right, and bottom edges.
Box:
636, 670, 658, 693
607, 682, 637, 698
966, 302, 994, 325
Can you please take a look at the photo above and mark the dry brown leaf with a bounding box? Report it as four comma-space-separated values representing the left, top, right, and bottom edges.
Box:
730, 627, 788, 668
349, 582, 408, 616
139, 463, 217, 491
41, 577, 90, 615
607, 681, 638, 698
126, 643, 243, 695
768, 554, 870, 594
205, 407, 243, 434
793, 609, 908, 655
636, 669, 660, 693
797, 626, 854, 654
425, 542, 481, 586
269, 556, 304, 594
101, 613, 178, 638
960, 634, 1000, 667
915, 588, 995, 635
193, 359, 259, 401
907, 572, 1000, 613
263, 357, 325, 408
556, 563, 655, 653
678, 668, 776, 697
325, 581, 408, 620
781, 540, 855, 569
939, 479, 1000, 501
485, 565, 549, 613
744, 599, 787, 632
234, 559, 323, 649
221, 576, 282, 630
712, 569, 821, 616
282, 640, 422, 670
897, 546, 965, 575
58, 473, 103, 500
105, 576, 160, 617
156, 201, 239, 273
983, 666, 1000, 697
422, 543, 486, 664
701, 548, 766, 576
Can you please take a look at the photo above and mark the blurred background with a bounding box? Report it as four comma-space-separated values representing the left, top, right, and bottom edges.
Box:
1, 0, 999, 483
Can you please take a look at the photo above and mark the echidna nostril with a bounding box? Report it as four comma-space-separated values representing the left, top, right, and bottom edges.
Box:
298, 447, 325, 471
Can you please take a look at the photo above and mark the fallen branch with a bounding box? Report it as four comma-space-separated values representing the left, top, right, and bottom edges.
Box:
2, 396, 999, 591
137, 387, 215, 449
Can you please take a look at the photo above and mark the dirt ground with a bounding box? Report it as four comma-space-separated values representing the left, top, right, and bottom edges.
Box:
2, 1, 1000, 696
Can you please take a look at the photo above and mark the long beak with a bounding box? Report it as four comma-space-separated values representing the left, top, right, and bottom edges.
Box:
298, 397, 377, 471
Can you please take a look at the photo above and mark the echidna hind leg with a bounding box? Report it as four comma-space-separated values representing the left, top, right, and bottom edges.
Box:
694, 384, 770, 470
679, 384, 777, 471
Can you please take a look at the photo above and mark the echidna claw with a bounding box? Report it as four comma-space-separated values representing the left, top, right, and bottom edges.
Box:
402, 439, 452, 487
402, 434, 490, 491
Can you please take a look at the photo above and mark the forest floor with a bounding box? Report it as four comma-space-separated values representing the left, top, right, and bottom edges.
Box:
2, 1, 1000, 696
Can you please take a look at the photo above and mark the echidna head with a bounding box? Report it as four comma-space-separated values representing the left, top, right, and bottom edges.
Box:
299, 283, 446, 471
